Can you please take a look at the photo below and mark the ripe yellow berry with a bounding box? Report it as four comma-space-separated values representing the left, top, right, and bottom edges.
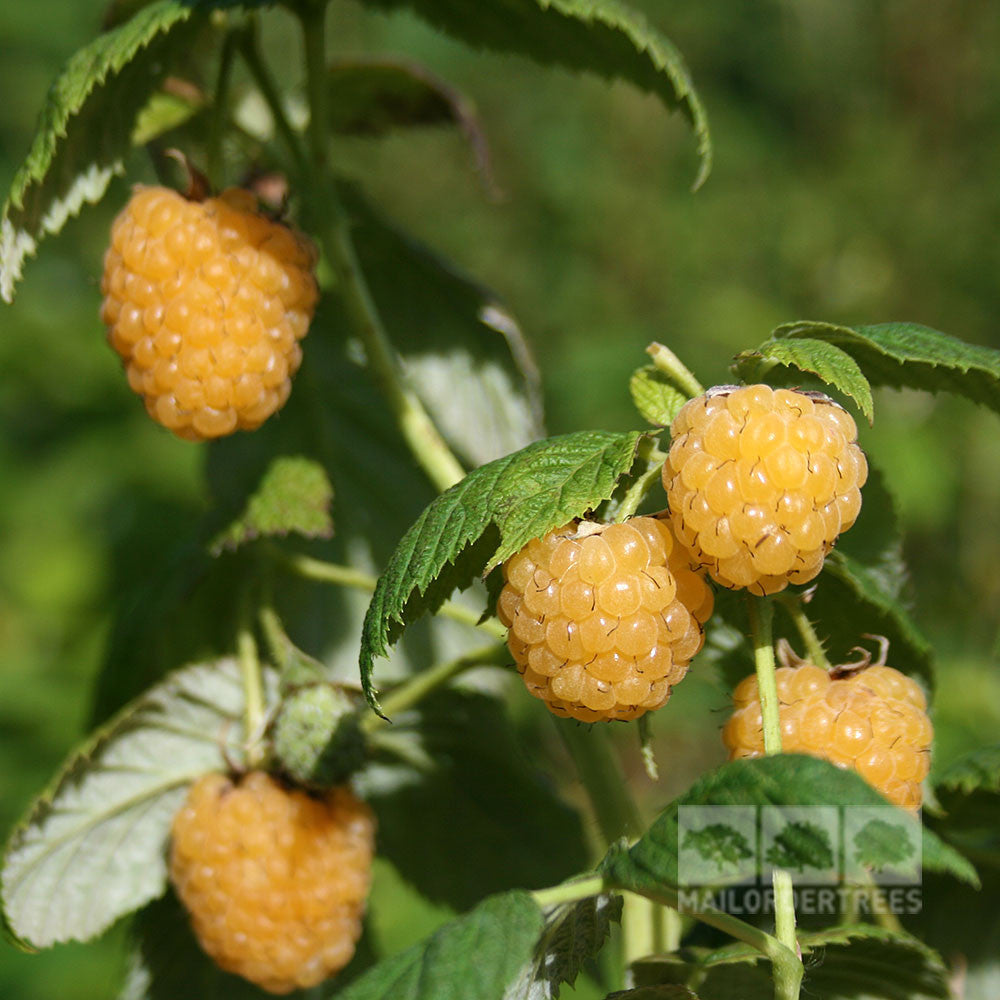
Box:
663, 384, 868, 595
498, 516, 715, 722
169, 771, 374, 993
101, 186, 318, 441
723, 650, 931, 811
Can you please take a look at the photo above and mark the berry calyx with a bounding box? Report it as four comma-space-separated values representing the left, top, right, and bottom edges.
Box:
169, 771, 374, 993
722, 641, 932, 811
497, 515, 715, 722
663, 384, 868, 595
101, 185, 318, 441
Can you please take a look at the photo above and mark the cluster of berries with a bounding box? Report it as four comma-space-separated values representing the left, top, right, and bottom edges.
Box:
499, 382, 931, 809
101, 185, 317, 440
501, 383, 866, 721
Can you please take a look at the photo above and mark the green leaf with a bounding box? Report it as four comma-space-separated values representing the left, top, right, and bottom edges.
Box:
210, 455, 334, 554
634, 933, 950, 1000
629, 366, 688, 428
606, 989, 699, 1000
358, 0, 711, 188
814, 551, 933, 686
931, 745, 1000, 852
3, 0, 194, 301
804, 464, 934, 690
359, 429, 645, 710
631, 927, 950, 1000
328, 59, 494, 187
936, 744, 1000, 799
732, 336, 874, 423
602, 756, 978, 895
506, 893, 622, 1000
358, 689, 588, 911
774, 321, 1000, 416
335, 891, 544, 1000
908, 867, 1000, 1000
2, 659, 276, 948
347, 189, 543, 468
131, 81, 205, 146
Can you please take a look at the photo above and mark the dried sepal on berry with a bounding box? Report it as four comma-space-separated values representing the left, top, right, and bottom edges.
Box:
723, 640, 932, 811
101, 185, 318, 441
497, 515, 714, 722
169, 771, 374, 994
663, 384, 868, 595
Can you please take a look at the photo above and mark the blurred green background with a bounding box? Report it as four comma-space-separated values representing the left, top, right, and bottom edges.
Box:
3, 0, 1000, 996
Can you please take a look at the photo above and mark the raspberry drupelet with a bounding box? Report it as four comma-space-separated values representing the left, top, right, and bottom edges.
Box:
169, 771, 374, 993
101, 185, 318, 440
723, 644, 932, 812
663, 384, 868, 595
498, 516, 714, 722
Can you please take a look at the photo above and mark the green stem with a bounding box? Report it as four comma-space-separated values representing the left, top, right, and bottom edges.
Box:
646, 342, 704, 398
237, 20, 308, 177
299, 0, 329, 173
529, 874, 799, 995
295, 3, 465, 492
266, 545, 507, 640
237, 615, 265, 767
747, 595, 802, 1000
208, 29, 239, 187
613, 443, 668, 523
776, 594, 831, 669
747, 596, 781, 756
319, 185, 466, 492
531, 874, 608, 909
360, 643, 505, 732
556, 723, 643, 846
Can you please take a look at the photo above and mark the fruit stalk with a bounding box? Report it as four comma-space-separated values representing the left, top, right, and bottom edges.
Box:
360, 643, 507, 731
238, 19, 309, 177
237, 611, 265, 768
747, 594, 803, 1000
646, 342, 704, 398
776, 593, 831, 669
266, 545, 507, 639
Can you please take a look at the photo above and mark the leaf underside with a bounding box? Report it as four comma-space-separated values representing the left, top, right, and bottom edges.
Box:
0, 0, 267, 302
211, 454, 335, 553
2, 659, 275, 948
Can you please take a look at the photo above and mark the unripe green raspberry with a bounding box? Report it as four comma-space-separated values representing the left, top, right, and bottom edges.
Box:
272, 684, 366, 787
723, 648, 931, 812
663, 384, 868, 595
101, 185, 318, 441
169, 771, 374, 993
497, 515, 714, 722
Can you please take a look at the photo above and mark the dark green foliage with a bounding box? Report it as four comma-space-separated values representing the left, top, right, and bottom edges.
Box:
333, 891, 544, 1000
358, 688, 589, 911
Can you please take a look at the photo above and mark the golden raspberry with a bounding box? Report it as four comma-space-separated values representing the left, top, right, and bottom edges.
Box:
722, 651, 932, 812
169, 771, 374, 994
662, 384, 868, 595
101, 185, 318, 441
497, 516, 715, 722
